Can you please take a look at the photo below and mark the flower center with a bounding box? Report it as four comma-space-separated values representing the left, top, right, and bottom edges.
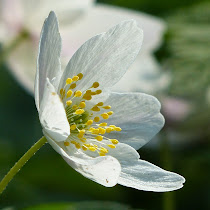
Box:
59, 73, 121, 156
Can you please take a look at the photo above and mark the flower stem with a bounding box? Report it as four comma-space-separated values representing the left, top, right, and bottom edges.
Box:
0, 30, 29, 65
0, 136, 47, 195
161, 132, 175, 210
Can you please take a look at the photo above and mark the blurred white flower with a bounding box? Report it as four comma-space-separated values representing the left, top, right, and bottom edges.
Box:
36, 12, 185, 191
0, 0, 166, 94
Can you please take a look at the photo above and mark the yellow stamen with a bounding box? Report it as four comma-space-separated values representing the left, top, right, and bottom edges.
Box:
99, 152, 106, 156
108, 144, 116, 149
115, 127, 122, 132
70, 83, 76, 89
89, 147, 97, 152
106, 128, 113, 133
66, 78, 73, 84
74, 90, 82, 97
95, 90, 102, 94
110, 139, 119, 144
100, 148, 108, 153
83, 94, 92, 100
72, 76, 79, 81
103, 105, 111, 109
67, 90, 73, 98
72, 105, 78, 110
70, 124, 77, 130
95, 135, 103, 141
77, 73, 83, 80
107, 111, 113, 115
92, 82, 99, 88
101, 113, 109, 119
79, 101, 86, 108
92, 129, 100, 135
64, 141, 70, 146
86, 120, 93, 125
99, 122, 107, 126
94, 117, 100, 122
82, 146, 87, 151
75, 143, 81, 149
91, 106, 100, 112
97, 102, 104, 106
66, 100, 72, 106
60, 88, 65, 95
75, 109, 85, 115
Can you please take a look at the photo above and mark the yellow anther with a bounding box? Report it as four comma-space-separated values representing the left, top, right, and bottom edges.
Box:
108, 144, 116, 149
89, 127, 94, 132
83, 94, 92, 100
78, 133, 84, 138
99, 128, 106, 134
106, 128, 112, 133
95, 90, 102, 94
101, 113, 109, 119
60, 88, 65, 95
72, 76, 79, 81
70, 124, 77, 130
74, 90, 82, 97
75, 109, 84, 115
95, 135, 103, 141
86, 90, 92, 94
99, 152, 106, 156
86, 120, 93, 126
71, 140, 77, 145
109, 125, 116, 128
97, 102, 104, 106
91, 106, 100, 112
115, 127, 122, 132
79, 129, 85, 134
66, 78, 73, 84
92, 129, 100, 135
75, 143, 81, 149
103, 105, 111, 109
92, 82, 99, 88
64, 141, 70, 146
72, 105, 78, 110
80, 138, 87, 143
110, 139, 119, 144
70, 83, 76, 89
67, 90, 73, 98
77, 73, 83, 80
99, 122, 107, 126
82, 145, 87, 151
66, 100, 72, 106
79, 101, 86, 108
107, 111, 113, 115
94, 116, 100, 122
100, 148, 108, 153
89, 147, 97, 152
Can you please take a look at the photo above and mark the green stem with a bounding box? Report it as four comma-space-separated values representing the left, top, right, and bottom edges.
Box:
161, 132, 175, 210
0, 30, 29, 65
0, 136, 47, 195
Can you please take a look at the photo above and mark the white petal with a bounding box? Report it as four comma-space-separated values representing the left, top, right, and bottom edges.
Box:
45, 132, 121, 187
59, 20, 143, 92
35, 11, 62, 110
104, 92, 164, 150
61, 4, 165, 56
40, 79, 70, 142
118, 159, 185, 192
6, 39, 36, 94
22, 0, 94, 35
111, 55, 170, 94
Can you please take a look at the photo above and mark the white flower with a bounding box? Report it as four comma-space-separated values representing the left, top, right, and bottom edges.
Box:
35, 12, 185, 191
0, 0, 166, 94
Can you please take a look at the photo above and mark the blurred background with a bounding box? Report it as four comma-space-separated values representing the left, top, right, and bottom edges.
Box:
0, 0, 209, 209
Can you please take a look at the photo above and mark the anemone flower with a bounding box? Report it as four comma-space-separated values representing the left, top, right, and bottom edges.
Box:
0, 0, 166, 94
35, 11, 185, 191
